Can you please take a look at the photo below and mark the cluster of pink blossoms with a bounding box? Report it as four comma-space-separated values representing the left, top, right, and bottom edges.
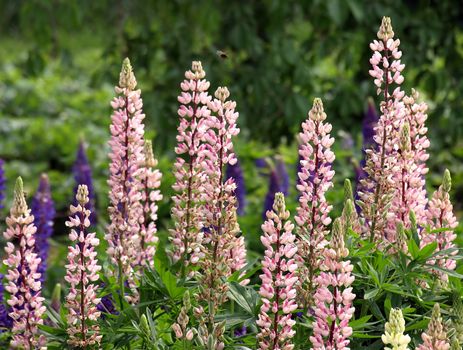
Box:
3, 177, 46, 349
257, 193, 298, 350
106, 58, 146, 300
359, 16, 407, 242
417, 304, 450, 350
202, 86, 246, 277
137, 140, 163, 268
422, 170, 458, 281
295, 97, 335, 306
311, 219, 356, 350
385, 89, 430, 245
170, 61, 211, 269
65, 185, 102, 347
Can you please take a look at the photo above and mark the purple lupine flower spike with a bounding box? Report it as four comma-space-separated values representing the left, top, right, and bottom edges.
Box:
362, 98, 379, 150
31, 173, 56, 284
225, 159, 246, 215
73, 141, 97, 225
0, 274, 12, 331
275, 157, 289, 196
0, 159, 5, 210
263, 170, 280, 220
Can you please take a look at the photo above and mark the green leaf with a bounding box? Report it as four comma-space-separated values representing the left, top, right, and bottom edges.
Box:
349, 315, 372, 329
417, 242, 438, 260
364, 289, 379, 300
227, 282, 260, 316
408, 238, 420, 259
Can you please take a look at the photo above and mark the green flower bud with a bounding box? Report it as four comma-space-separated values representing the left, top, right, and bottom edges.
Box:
377, 16, 395, 41
443, 169, 452, 193
12, 177, 28, 217
119, 57, 137, 90
51, 283, 61, 312
140, 314, 150, 334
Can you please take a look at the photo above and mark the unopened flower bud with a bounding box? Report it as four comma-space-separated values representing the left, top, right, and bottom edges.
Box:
308, 98, 327, 122
443, 169, 452, 193
119, 58, 137, 90
377, 16, 394, 41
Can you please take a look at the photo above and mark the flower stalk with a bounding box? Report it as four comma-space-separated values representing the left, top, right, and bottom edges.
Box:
3, 177, 46, 349
65, 185, 102, 347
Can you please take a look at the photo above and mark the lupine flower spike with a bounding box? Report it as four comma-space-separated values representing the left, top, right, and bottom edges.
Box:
417, 304, 450, 350
0, 274, 12, 331
263, 168, 282, 220
137, 140, 163, 268
31, 173, 55, 284
225, 159, 246, 215
386, 89, 430, 242
257, 193, 298, 350
422, 170, 458, 282
382, 308, 411, 350
170, 61, 211, 272
107, 58, 146, 302
3, 177, 46, 349
311, 218, 356, 350
73, 140, 97, 225
65, 184, 102, 347
359, 16, 406, 243
196, 86, 241, 347
295, 98, 335, 307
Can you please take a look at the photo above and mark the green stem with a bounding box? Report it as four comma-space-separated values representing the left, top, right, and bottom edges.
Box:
118, 260, 125, 310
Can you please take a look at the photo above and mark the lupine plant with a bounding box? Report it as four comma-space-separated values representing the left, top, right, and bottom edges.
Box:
73, 141, 97, 225
0, 16, 461, 350
31, 174, 55, 284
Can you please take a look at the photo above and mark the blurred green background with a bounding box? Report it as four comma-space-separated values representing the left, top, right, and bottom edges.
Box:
0, 0, 462, 272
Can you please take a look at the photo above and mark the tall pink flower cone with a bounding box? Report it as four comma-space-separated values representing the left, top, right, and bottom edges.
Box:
65, 185, 102, 347
422, 170, 458, 282
386, 89, 430, 246
3, 177, 46, 349
257, 193, 298, 350
358, 16, 407, 243
311, 218, 356, 350
295, 97, 335, 307
170, 61, 211, 274
106, 58, 146, 301
137, 140, 163, 268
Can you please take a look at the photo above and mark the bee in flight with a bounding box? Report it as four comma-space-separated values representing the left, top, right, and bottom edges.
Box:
216, 50, 228, 59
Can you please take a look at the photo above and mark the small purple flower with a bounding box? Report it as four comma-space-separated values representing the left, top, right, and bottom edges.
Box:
73, 141, 97, 225
97, 294, 118, 316
225, 159, 246, 215
31, 174, 55, 284
234, 325, 247, 337
0, 159, 5, 210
